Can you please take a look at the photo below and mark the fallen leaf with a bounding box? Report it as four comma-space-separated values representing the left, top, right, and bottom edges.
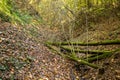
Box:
0, 31, 2, 34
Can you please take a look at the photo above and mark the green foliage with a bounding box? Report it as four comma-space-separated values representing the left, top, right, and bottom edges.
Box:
0, 64, 6, 71
0, 0, 119, 27
0, 0, 41, 25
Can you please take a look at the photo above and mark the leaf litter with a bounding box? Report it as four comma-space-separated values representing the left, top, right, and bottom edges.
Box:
0, 21, 120, 80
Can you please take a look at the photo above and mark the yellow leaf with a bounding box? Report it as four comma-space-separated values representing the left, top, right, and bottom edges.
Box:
0, 38, 2, 43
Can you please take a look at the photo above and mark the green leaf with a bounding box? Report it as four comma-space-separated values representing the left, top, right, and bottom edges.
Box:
0, 65, 6, 71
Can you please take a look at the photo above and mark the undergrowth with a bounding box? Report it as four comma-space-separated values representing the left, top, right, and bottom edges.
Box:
0, 0, 42, 25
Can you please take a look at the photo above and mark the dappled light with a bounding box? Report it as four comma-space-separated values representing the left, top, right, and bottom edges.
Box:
0, 0, 120, 80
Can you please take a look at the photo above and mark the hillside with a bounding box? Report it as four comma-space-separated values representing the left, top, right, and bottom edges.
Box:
0, 17, 120, 80
0, 0, 120, 80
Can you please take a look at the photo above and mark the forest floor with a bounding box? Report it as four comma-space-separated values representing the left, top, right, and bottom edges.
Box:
0, 18, 120, 80
0, 22, 73, 80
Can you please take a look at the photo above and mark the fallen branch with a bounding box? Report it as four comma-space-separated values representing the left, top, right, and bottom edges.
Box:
84, 48, 120, 62
45, 43, 99, 69
84, 52, 112, 62
66, 54, 99, 69
45, 41, 120, 69
61, 46, 112, 54
46, 40, 120, 46
45, 43, 65, 57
